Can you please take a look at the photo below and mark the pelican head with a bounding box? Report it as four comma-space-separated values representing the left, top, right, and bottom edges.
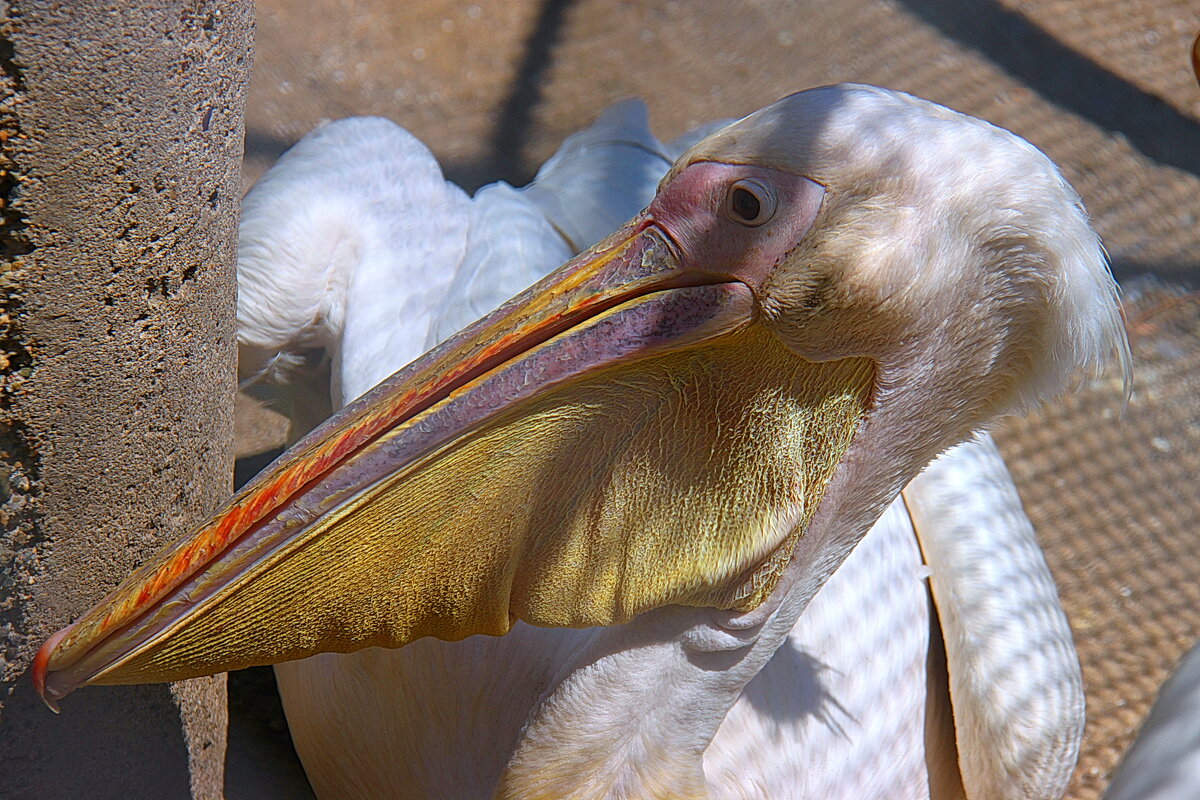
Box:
34, 84, 1124, 795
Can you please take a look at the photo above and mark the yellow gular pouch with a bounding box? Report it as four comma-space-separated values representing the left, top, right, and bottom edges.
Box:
99, 325, 872, 684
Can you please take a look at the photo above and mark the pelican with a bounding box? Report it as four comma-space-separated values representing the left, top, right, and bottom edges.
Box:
33, 85, 1127, 799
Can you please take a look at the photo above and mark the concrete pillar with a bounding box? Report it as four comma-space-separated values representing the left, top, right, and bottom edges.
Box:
0, 2, 252, 798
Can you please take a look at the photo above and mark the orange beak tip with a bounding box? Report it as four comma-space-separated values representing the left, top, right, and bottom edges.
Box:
32, 627, 68, 713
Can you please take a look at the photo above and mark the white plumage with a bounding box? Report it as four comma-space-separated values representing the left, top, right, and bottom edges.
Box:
232, 87, 1119, 799
705, 497, 933, 799
237, 116, 471, 429
905, 436, 1085, 799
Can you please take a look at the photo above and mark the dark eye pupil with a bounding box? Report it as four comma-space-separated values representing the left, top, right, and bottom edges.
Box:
731, 187, 761, 221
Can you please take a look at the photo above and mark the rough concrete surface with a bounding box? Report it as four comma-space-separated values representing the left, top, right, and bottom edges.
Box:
0, 2, 251, 799
229, 1, 1200, 799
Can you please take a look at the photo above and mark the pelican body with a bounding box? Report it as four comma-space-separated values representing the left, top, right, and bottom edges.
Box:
34, 85, 1126, 800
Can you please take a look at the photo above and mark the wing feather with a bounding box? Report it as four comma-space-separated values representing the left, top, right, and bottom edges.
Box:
903, 434, 1085, 800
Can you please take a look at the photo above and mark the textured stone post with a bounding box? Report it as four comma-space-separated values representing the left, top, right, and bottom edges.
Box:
0, 2, 252, 798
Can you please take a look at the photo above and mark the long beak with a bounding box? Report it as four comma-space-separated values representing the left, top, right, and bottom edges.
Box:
35, 216, 873, 710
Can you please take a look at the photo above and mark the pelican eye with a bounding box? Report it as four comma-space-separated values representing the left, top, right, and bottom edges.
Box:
724, 179, 776, 227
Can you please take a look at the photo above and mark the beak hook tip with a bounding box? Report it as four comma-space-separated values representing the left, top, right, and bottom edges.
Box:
32, 627, 69, 713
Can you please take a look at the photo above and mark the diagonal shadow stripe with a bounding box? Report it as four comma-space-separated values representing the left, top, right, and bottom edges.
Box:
897, 0, 1200, 178
485, 0, 576, 188
244, 130, 293, 164
1110, 259, 1200, 288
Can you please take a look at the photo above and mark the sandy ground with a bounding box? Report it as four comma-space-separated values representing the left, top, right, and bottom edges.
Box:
227, 1, 1200, 797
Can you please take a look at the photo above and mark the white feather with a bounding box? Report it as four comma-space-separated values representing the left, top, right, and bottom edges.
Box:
706, 497, 932, 799
236, 117, 470, 425
903, 434, 1085, 800
424, 181, 570, 349
520, 98, 672, 252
